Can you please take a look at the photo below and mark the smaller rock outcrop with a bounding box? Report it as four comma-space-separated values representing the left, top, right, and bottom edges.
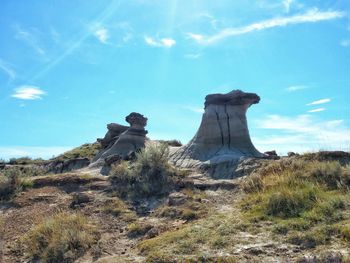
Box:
91, 112, 148, 166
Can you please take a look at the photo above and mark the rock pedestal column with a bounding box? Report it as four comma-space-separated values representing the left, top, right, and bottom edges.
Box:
170, 90, 263, 178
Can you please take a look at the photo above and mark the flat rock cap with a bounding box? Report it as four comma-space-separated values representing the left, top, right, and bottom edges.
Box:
205, 90, 260, 108
125, 112, 148, 127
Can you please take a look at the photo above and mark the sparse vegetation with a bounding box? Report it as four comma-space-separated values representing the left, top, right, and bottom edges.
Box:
2, 165, 46, 178
8, 157, 45, 165
52, 143, 101, 161
3, 149, 350, 262
155, 190, 209, 221
241, 159, 350, 248
127, 222, 153, 237
156, 139, 182, 147
102, 198, 137, 221
22, 212, 97, 263
139, 212, 240, 259
109, 143, 185, 198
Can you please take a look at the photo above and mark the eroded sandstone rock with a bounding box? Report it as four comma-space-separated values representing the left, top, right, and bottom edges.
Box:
91, 112, 148, 167
170, 90, 264, 178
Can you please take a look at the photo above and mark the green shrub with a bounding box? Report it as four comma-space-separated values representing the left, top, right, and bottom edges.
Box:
266, 185, 317, 218
23, 212, 96, 263
109, 143, 182, 198
304, 197, 345, 224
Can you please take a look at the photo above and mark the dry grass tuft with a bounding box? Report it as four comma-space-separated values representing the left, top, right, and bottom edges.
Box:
0, 172, 32, 200
22, 212, 97, 263
241, 158, 350, 249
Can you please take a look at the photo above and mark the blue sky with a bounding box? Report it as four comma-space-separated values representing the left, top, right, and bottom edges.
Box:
1, 0, 350, 159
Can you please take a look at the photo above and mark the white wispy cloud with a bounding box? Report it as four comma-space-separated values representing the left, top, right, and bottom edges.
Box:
23, 1, 123, 82
340, 39, 350, 47
50, 27, 60, 43
254, 114, 350, 154
12, 85, 46, 100
286, 85, 308, 92
116, 22, 134, 43
94, 27, 109, 43
308, 108, 325, 113
0, 146, 73, 160
144, 36, 176, 48
181, 105, 204, 113
14, 25, 45, 55
283, 0, 294, 13
188, 8, 345, 45
0, 58, 15, 80
184, 53, 202, 59
307, 98, 331, 105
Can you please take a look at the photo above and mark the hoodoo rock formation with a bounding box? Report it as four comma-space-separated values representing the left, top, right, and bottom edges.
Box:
170, 90, 264, 178
91, 112, 148, 166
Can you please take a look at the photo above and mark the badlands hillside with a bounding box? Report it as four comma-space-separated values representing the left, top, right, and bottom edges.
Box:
1, 90, 350, 263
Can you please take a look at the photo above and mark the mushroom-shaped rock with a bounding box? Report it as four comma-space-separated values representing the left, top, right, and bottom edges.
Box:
91, 112, 148, 166
170, 90, 264, 178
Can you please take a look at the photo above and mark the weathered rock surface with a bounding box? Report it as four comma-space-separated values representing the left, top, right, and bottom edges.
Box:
170, 90, 264, 178
45, 158, 90, 174
91, 112, 148, 167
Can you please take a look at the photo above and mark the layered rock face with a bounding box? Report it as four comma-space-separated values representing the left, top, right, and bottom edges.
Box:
170, 90, 264, 178
46, 158, 90, 174
92, 112, 148, 165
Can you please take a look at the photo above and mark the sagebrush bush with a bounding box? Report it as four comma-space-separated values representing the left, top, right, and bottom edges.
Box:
0, 173, 32, 200
23, 212, 96, 263
109, 143, 182, 198
3, 165, 46, 178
